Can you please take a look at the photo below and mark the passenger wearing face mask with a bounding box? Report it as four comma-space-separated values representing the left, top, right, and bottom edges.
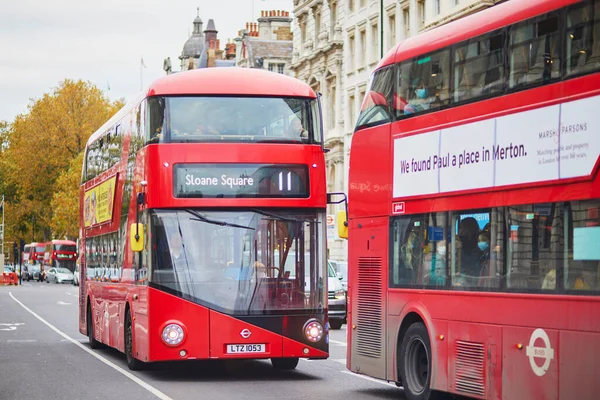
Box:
477, 231, 491, 278
404, 79, 434, 115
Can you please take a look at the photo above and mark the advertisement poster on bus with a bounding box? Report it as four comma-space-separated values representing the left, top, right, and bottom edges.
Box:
84, 175, 117, 227
392, 95, 600, 198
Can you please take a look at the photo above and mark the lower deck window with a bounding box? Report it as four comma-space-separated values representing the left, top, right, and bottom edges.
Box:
390, 200, 600, 295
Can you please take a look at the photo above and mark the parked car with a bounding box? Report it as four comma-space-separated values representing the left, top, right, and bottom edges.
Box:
327, 260, 347, 330
45, 267, 74, 284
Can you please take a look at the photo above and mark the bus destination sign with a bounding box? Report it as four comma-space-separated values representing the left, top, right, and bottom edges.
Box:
174, 163, 309, 198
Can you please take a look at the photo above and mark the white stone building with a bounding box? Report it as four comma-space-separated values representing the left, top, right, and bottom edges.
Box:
290, 0, 502, 261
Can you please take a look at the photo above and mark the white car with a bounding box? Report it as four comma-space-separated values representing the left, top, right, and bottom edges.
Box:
46, 267, 74, 284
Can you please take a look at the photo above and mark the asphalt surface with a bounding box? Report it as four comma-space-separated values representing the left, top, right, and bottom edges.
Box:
0, 281, 403, 400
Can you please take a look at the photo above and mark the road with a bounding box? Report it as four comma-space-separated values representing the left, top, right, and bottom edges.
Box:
0, 282, 402, 400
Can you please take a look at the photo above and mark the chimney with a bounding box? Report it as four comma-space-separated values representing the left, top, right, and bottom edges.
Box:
216, 39, 220, 49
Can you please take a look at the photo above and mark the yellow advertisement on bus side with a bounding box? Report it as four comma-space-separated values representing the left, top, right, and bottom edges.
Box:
84, 175, 117, 228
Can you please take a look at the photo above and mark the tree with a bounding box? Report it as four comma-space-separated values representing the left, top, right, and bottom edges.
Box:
50, 152, 83, 240
1, 79, 123, 242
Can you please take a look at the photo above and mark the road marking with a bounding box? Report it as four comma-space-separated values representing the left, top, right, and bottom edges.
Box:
57, 301, 71, 305
7, 339, 36, 343
0, 322, 25, 331
329, 339, 347, 346
65, 292, 78, 298
9, 292, 173, 400
341, 371, 399, 388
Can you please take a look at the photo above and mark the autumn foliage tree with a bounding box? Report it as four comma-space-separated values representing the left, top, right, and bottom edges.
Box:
1, 79, 123, 243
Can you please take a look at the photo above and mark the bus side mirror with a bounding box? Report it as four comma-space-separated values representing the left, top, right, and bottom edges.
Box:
337, 272, 343, 280
130, 223, 145, 252
337, 210, 348, 239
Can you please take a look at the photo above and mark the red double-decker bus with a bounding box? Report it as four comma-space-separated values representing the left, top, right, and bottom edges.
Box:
343, 0, 600, 399
79, 68, 331, 370
43, 239, 77, 272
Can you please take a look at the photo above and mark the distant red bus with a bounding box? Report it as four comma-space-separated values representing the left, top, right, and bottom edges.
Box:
79, 68, 331, 370
345, 0, 600, 399
27, 242, 46, 265
43, 240, 77, 272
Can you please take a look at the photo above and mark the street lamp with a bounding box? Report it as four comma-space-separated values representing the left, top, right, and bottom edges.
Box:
32, 216, 35, 242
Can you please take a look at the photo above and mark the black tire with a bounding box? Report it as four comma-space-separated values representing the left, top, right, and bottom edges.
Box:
399, 322, 435, 400
87, 304, 102, 349
125, 309, 144, 370
330, 319, 343, 330
271, 357, 299, 370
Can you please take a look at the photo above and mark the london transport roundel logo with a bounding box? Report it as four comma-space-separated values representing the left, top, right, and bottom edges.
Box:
526, 328, 554, 377
240, 328, 252, 339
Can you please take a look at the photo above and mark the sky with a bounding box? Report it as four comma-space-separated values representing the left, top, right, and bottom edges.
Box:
0, 0, 294, 123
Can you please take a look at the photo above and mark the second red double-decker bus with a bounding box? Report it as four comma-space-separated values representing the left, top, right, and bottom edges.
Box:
79, 68, 331, 370
343, 0, 600, 399
43, 239, 77, 273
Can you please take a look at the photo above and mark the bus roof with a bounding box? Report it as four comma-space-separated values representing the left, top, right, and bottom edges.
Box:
48, 239, 76, 245
376, 0, 579, 70
86, 68, 316, 147
148, 68, 317, 98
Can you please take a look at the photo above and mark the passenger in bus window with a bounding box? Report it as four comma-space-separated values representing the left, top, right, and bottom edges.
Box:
458, 217, 483, 277
401, 230, 421, 283
404, 79, 435, 115
477, 231, 491, 276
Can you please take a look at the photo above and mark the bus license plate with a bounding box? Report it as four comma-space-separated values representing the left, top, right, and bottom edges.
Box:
226, 344, 266, 354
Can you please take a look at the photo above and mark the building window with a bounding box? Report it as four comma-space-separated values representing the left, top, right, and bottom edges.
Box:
268, 64, 275, 72
278, 64, 285, 74
403, 8, 410, 38
418, 0, 425, 28
454, 0, 459, 5
435, 0, 441, 15
360, 0, 366, 9
388, 14, 397, 50
330, 1, 338, 38
314, 8, 322, 44
360, 28, 367, 67
348, 94, 356, 128
348, 0, 354, 13
328, 84, 336, 130
349, 34, 356, 70
371, 22, 379, 62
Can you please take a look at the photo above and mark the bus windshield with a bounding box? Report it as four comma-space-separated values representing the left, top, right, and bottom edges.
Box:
147, 96, 322, 144
55, 244, 76, 252
150, 209, 326, 315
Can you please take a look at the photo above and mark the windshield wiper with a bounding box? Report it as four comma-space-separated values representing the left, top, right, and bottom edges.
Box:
249, 208, 316, 223
185, 209, 255, 230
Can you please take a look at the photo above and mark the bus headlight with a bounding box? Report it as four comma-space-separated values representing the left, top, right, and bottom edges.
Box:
334, 289, 346, 299
162, 323, 185, 346
303, 319, 324, 343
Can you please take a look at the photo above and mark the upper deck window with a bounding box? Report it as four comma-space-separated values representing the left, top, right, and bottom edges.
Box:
566, 0, 600, 76
355, 66, 395, 130
509, 13, 560, 88
146, 96, 321, 145
396, 50, 450, 117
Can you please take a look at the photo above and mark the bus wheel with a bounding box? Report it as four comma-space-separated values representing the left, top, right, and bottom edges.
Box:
125, 310, 144, 370
271, 357, 299, 370
87, 304, 101, 349
399, 322, 434, 400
